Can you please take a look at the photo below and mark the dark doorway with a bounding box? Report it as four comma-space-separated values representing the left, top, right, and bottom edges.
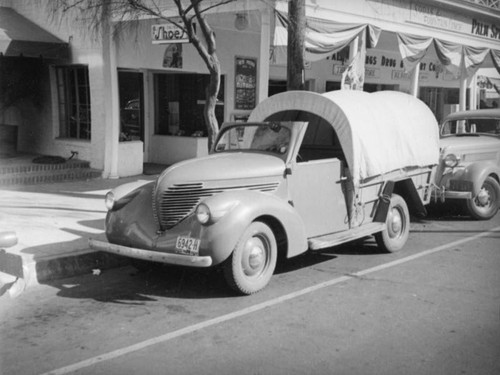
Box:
118, 71, 144, 142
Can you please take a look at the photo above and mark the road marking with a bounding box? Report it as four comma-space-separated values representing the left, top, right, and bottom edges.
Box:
41, 226, 500, 375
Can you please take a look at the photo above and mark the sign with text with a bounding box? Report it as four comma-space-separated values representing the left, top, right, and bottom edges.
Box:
235, 57, 257, 110
152, 21, 192, 44
331, 50, 448, 85
409, 2, 500, 41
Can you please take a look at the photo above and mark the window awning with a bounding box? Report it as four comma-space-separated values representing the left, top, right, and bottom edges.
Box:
0, 7, 68, 59
272, 13, 381, 64
397, 32, 500, 78
272, 12, 500, 78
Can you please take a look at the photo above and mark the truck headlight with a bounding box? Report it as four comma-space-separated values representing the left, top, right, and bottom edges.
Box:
196, 203, 211, 224
443, 154, 460, 168
105, 191, 115, 210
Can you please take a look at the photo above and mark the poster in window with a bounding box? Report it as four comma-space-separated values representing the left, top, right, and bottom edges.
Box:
163, 44, 183, 68
235, 57, 257, 110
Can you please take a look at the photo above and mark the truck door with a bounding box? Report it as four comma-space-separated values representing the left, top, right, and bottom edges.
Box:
288, 157, 349, 238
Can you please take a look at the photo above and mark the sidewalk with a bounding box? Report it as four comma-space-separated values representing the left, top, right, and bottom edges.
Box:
0, 171, 162, 296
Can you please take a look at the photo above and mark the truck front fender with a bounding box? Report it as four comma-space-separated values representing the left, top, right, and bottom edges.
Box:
199, 190, 308, 265
462, 161, 500, 196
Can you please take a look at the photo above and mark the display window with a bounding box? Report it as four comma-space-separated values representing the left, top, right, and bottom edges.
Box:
154, 73, 225, 137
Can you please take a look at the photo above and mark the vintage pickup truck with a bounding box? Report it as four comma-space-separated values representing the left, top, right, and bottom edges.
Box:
90, 90, 440, 294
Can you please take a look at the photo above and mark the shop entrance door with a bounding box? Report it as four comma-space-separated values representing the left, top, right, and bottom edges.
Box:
118, 71, 144, 143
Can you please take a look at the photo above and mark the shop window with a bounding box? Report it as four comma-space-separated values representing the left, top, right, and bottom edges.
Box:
326, 82, 398, 93
363, 83, 398, 93
269, 80, 315, 95
55, 65, 91, 140
420, 87, 470, 123
269, 80, 287, 97
325, 81, 341, 92
154, 73, 224, 137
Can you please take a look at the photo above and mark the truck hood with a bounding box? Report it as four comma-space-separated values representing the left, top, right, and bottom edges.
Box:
157, 152, 285, 186
440, 135, 500, 155
153, 153, 285, 230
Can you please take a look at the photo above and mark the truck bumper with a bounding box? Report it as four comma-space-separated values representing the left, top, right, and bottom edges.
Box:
444, 191, 472, 199
88, 239, 213, 268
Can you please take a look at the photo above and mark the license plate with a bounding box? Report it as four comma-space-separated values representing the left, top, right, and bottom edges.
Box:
175, 236, 200, 255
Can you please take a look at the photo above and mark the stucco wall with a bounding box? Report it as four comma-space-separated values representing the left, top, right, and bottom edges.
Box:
4, 1, 109, 170
3, 2, 263, 172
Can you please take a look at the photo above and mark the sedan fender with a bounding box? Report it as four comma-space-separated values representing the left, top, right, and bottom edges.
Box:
197, 190, 308, 265
461, 161, 500, 197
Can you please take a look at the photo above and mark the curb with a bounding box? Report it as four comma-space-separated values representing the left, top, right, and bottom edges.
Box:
0, 243, 130, 294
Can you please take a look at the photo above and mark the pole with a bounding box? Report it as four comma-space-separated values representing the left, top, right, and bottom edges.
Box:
287, 0, 305, 91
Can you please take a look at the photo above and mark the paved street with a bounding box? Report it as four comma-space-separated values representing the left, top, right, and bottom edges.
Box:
1, 207, 499, 375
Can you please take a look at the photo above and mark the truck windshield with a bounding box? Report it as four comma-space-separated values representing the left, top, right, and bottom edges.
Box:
441, 118, 500, 136
214, 123, 292, 156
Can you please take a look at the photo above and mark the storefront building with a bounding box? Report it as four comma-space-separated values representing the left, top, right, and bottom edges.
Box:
1, 0, 499, 179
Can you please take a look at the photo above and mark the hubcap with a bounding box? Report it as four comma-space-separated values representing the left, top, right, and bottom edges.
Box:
249, 246, 264, 269
388, 208, 403, 239
242, 236, 268, 277
476, 188, 491, 207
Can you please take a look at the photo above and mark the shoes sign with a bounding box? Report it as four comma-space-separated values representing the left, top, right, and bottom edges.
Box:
152, 20, 196, 44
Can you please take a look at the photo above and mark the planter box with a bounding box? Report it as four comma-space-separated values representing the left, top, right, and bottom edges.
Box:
118, 141, 143, 177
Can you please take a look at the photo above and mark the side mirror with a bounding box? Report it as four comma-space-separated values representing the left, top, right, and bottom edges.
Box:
0, 231, 18, 248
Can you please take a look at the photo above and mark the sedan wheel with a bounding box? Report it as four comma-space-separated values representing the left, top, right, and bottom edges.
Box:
466, 176, 500, 220
223, 221, 277, 295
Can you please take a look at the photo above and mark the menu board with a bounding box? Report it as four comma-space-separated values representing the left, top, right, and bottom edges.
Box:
235, 57, 257, 110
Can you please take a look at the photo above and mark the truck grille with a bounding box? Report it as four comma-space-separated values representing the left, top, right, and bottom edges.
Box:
157, 182, 279, 230
449, 179, 473, 192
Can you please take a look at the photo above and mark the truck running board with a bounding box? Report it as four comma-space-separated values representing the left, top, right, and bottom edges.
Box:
308, 222, 386, 250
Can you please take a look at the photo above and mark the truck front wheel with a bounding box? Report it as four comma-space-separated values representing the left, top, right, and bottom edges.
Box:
223, 221, 277, 295
465, 176, 500, 220
375, 194, 410, 253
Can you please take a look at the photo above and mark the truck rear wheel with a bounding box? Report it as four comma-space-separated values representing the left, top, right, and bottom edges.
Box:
375, 194, 410, 253
465, 176, 500, 220
223, 221, 277, 295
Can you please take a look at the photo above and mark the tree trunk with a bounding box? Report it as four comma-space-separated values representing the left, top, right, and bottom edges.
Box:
204, 59, 221, 151
287, 0, 306, 91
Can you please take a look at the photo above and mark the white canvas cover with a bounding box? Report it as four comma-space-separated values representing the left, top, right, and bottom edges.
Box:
249, 90, 439, 185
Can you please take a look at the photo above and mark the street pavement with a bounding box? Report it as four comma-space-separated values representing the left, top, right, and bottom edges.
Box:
0, 207, 498, 375
0, 173, 159, 296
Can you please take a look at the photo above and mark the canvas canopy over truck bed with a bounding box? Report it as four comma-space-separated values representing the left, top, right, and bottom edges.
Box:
249, 90, 440, 185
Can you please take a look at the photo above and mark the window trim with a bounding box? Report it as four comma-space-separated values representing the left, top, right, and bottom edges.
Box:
54, 64, 91, 141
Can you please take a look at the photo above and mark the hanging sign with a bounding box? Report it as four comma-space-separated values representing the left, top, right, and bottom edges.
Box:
152, 21, 193, 44
235, 57, 257, 110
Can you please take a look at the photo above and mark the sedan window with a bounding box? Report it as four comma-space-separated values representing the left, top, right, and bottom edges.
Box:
441, 118, 500, 136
